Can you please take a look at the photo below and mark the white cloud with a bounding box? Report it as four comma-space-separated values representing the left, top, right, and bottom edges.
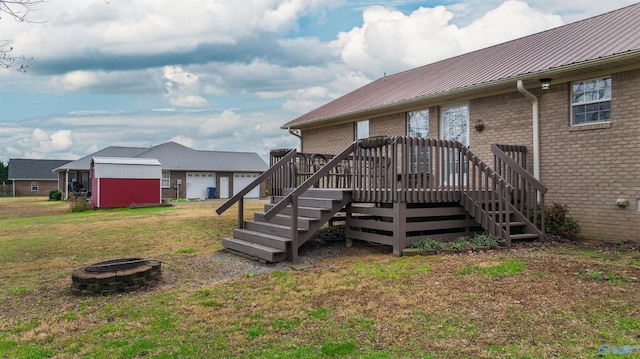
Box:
51, 71, 100, 92
170, 135, 195, 148
198, 109, 246, 136
331, 0, 564, 77
162, 66, 208, 107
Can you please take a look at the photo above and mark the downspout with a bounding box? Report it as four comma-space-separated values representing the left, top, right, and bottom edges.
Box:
288, 127, 302, 151
516, 80, 540, 181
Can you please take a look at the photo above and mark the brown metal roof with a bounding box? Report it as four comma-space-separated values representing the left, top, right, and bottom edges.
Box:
284, 3, 640, 129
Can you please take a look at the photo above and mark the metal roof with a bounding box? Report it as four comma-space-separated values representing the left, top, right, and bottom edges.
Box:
55, 146, 148, 171
284, 3, 640, 128
55, 142, 267, 172
8, 159, 72, 180
137, 142, 268, 171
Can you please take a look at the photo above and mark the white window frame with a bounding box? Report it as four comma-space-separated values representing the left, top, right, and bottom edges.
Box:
162, 170, 170, 188
571, 77, 612, 126
407, 109, 429, 138
31, 181, 39, 191
355, 120, 369, 140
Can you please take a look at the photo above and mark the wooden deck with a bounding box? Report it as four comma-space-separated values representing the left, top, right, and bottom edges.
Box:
217, 136, 547, 263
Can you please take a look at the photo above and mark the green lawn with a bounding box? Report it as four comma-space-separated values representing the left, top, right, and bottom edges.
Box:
1, 197, 639, 358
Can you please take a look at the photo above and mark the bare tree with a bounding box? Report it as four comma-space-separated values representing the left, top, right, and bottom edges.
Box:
0, 0, 45, 72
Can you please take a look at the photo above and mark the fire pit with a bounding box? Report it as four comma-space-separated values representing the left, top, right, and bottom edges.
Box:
71, 258, 162, 295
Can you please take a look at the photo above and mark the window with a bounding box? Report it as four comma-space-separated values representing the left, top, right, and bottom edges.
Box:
407, 110, 429, 138
31, 182, 39, 191
162, 171, 170, 188
355, 120, 369, 140
407, 110, 430, 173
571, 77, 611, 125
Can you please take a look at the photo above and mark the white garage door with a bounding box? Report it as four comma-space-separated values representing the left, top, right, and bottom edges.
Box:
186, 172, 216, 199
233, 173, 260, 198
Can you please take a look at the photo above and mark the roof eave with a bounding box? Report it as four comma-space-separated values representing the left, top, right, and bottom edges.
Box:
284, 50, 640, 130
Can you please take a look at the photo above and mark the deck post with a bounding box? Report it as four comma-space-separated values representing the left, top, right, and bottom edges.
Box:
291, 194, 299, 263
392, 201, 406, 256
238, 200, 244, 229
345, 202, 353, 248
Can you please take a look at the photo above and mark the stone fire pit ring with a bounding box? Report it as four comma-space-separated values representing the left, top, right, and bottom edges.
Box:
72, 258, 162, 295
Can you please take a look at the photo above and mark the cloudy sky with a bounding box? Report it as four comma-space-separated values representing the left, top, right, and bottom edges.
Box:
0, 0, 636, 163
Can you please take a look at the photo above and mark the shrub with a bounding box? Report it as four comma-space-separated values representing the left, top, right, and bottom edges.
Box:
68, 195, 92, 212
48, 189, 62, 201
544, 202, 580, 241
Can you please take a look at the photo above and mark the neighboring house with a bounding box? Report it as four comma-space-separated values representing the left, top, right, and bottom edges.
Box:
280, 3, 640, 243
54, 142, 268, 200
8, 159, 72, 197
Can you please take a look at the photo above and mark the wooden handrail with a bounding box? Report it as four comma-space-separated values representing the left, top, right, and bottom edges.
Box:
215, 149, 297, 229
264, 142, 356, 222
491, 144, 546, 195
491, 144, 547, 235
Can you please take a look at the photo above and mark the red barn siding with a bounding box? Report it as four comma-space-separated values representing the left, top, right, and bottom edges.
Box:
93, 178, 160, 208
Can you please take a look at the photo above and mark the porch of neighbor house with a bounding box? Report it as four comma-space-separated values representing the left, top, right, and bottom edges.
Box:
216, 136, 547, 263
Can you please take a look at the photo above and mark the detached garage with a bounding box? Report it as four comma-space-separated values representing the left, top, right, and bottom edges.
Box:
91, 157, 162, 209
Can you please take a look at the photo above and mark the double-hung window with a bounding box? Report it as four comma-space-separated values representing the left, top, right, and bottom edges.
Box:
162, 171, 170, 188
355, 120, 369, 140
571, 77, 611, 125
31, 182, 39, 191
407, 110, 430, 174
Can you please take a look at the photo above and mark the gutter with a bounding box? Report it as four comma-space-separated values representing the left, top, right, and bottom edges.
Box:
516, 80, 540, 182
287, 127, 302, 151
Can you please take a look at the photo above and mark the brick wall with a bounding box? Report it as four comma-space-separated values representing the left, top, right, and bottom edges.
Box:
535, 70, 640, 241
298, 69, 640, 242
13, 180, 59, 197
302, 122, 354, 154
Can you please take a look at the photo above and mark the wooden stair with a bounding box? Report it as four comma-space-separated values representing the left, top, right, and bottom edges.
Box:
461, 192, 542, 244
222, 189, 352, 262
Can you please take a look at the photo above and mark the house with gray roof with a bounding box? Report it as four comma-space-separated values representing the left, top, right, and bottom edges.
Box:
55, 142, 268, 200
8, 159, 72, 197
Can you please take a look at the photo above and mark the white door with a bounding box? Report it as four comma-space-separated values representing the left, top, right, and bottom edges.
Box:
234, 173, 260, 198
440, 104, 469, 185
186, 172, 216, 198
219, 176, 230, 199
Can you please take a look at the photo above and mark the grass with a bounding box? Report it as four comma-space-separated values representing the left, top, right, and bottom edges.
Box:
1, 197, 640, 358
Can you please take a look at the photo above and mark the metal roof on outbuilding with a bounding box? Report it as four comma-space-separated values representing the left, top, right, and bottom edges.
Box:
284, 2, 640, 128
91, 157, 162, 179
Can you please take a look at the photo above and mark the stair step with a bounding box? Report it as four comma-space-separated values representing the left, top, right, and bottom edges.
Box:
510, 233, 540, 240
283, 188, 350, 200
273, 196, 335, 208
244, 220, 307, 238
222, 237, 287, 263
254, 212, 312, 230
503, 221, 526, 227
264, 204, 329, 218
233, 229, 290, 250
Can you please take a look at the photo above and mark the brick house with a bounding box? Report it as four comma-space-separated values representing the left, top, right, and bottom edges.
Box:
8, 159, 72, 197
279, 3, 640, 244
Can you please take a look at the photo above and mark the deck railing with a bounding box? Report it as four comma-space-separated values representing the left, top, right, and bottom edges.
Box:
217, 148, 298, 228
266, 136, 542, 244
492, 144, 547, 234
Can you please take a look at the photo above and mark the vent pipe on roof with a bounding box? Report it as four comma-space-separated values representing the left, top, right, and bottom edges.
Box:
516, 80, 540, 182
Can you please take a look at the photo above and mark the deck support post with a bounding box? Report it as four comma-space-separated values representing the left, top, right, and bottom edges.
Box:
291, 194, 299, 263
392, 201, 407, 256
345, 202, 353, 248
